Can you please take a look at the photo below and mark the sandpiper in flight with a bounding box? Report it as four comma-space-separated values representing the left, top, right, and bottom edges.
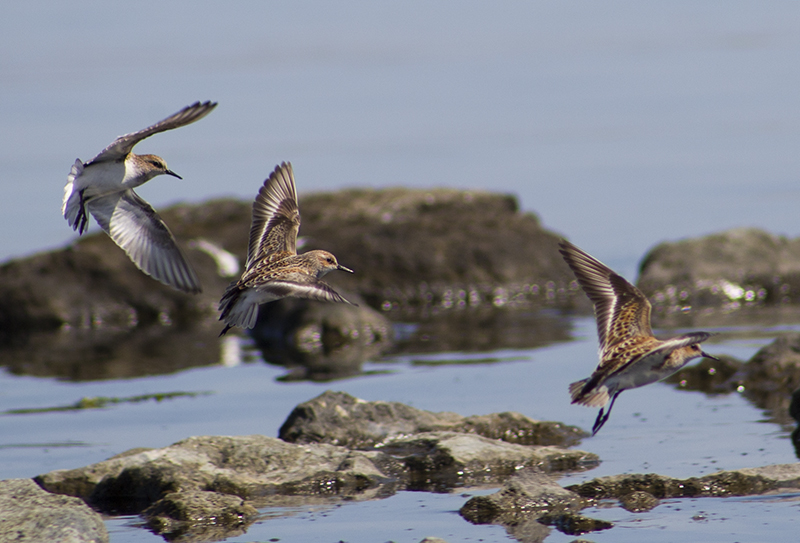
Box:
218, 162, 354, 335
62, 101, 218, 293
558, 239, 718, 435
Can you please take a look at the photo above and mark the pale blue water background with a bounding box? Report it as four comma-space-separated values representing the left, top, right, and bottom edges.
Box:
3, 2, 800, 541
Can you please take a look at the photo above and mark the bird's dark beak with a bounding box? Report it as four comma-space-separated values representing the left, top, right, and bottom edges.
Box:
701, 351, 720, 361
337, 265, 354, 274
166, 170, 183, 180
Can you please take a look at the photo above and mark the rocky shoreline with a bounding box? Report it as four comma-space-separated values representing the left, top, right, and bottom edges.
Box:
4, 189, 800, 541
5, 190, 800, 383
3, 378, 800, 542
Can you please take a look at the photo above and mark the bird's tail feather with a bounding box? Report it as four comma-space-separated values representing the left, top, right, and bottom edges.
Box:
218, 283, 258, 332
569, 379, 610, 407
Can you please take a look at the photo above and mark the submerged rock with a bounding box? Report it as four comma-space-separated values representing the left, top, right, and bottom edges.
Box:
0, 478, 108, 543
279, 391, 588, 448
637, 228, 800, 319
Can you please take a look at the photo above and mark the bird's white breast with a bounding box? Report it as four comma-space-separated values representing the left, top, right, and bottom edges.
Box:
72, 160, 128, 197
603, 351, 674, 392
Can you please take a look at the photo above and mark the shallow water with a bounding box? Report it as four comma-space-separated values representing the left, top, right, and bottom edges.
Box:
2, 316, 799, 541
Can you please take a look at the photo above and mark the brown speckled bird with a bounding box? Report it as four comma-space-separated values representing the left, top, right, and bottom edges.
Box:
559, 239, 718, 435
218, 162, 354, 335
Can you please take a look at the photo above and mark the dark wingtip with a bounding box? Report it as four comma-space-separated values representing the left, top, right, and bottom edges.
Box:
219, 324, 232, 337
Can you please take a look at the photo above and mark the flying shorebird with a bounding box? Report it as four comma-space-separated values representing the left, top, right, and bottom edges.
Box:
558, 239, 718, 435
62, 101, 218, 293
218, 162, 354, 335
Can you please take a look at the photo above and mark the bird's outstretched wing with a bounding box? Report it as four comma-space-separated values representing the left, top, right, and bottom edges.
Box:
246, 162, 300, 269
559, 240, 652, 352
87, 101, 218, 164
88, 190, 202, 293
248, 277, 353, 305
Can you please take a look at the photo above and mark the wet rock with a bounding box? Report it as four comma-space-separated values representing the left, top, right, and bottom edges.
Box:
0, 189, 584, 379
567, 464, 800, 502
0, 189, 577, 340
748, 334, 800, 388
380, 432, 598, 491
279, 391, 587, 448
35, 435, 400, 514
297, 188, 578, 312
459, 463, 800, 539
144, 490, 258, 542
253, 297, 393, 381
34, 391, 598, 539
619, 490, 659, 512
0, 478, 108, 543
637, 228, 800, 318
460, 468, 585, 541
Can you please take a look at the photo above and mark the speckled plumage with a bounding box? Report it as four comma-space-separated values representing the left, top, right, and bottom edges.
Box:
559, 240, 718, 435
218, 162, 354, 335
62, 101, 217, 293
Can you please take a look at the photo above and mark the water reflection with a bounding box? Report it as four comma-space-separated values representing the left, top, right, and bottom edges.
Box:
0, 324, 221, 381
0, 302, 574, 384
390, 307, 572, 355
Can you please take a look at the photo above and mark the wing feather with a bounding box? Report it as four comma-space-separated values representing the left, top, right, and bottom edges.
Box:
88, 190, 202, 293
246, 162, 300, 269
87, 101, 217, 164
559, 240, 652, 351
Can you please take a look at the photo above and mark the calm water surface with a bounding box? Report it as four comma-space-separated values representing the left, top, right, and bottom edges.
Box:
3, 2, 800, 541
2, 317, 799, 541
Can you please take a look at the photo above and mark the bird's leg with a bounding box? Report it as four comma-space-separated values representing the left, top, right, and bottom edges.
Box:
592, 391, 621, 436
